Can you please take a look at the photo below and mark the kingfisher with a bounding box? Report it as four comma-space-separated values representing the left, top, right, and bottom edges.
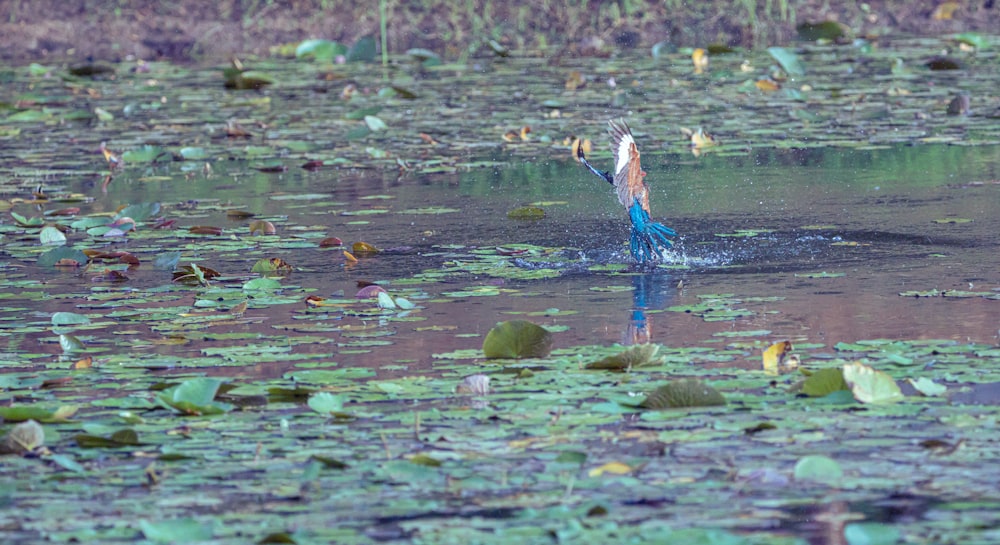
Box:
578, 119, 676, 263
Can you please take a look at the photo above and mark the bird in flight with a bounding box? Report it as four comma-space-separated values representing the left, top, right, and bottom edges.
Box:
578, 119, 676, 263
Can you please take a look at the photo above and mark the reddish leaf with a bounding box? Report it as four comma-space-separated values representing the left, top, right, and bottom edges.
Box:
356, 285, 388, 299
189, 226, 223, 236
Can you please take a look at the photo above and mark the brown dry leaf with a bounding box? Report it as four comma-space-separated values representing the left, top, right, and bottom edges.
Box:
189, 226, 224, 236
519, 126, 532, 140
1, 420, 45, 455
565, 70, 586, 91
249, 220, 277, 235
318, 236, 343, 247
47, 207, 80, 216
226, 209, 255, 219
225, 120, 253, 138
456, 374, 491, 396
501, 130, 519, 142
419, 132, 439, 145
231, 301, 248, 318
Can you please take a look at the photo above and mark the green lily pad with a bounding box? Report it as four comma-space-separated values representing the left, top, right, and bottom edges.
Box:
0, 405, 77, 423
641, 379, 726, 409
844, 523, 901, 545
797, 21, 846, 41
586, 344, 662, 371
801, 367, 849, 397
482, 320, 553, 359
155, 378, 232, 415
346, 35, 376, 62
139, 518, 215, 543
768, 46, 805, 76
51, 312, 91, 326
793, 454, 842, 484
296, 39, 347, 61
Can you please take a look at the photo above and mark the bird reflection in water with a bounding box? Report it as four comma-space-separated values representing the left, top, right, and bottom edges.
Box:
623, 272, 674, 345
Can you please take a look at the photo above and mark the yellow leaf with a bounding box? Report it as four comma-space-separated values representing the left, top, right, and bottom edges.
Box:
692, 48, 708, 75
755, 79, 780, 92
762, 340, 793, 376
931, 2, 960, 20
589, 461, 633, 477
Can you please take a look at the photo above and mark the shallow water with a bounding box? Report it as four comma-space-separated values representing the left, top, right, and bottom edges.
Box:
7, 143, 998, 375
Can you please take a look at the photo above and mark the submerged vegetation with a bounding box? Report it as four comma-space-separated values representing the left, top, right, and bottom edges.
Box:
0, 7, 999, 544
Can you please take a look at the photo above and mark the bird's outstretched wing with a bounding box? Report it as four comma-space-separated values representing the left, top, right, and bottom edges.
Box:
579, 119, 677, 264
608, 119, 649, 213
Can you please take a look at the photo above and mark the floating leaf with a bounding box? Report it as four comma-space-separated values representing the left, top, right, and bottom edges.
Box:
249, 220, 277, 235
296, 39, 347, 61
0, 405, 77, 423
507, 206, 545, 220
455, 374, 490, 395
844, 523, 901, 545
188, 225, 223, 236
51, 312, 91, 327
307, 392, 347, 415
801, 367, 849, 397
641, 379, 726, 409
59, 334, 85, 353
156, 377, 231, 415
797, 21, 846, 41
588, 461, 633, 477
12, 211, 44, 227
586, 344, 662, 371
121, 146, 170, 163
793, 455, 842, 484
39, 225, 66, 245
843, 361, 904, 404
0, 420, 45, 455
364, 115, 387, 131
346, 35, 377, 62
762, 340, 796, 375
139, 519, 215, 543
768, 46, 805, 76
376, 291, 397, 309
482, 320, 553, 359
250, 258, 293, 275
953, 32, 988, 51
931, 2, 960, 20
907, 377, 947, 397
352, 241, 378, 256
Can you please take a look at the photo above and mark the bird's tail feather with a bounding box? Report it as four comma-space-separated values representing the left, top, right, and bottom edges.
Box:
627, 199, 675, 263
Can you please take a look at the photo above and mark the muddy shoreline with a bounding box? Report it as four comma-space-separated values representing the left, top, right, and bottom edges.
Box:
1, 1, 994, 63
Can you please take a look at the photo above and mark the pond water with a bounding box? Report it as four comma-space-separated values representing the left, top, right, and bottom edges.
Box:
3, 38, 1000, 544
5, 142, 999, 376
